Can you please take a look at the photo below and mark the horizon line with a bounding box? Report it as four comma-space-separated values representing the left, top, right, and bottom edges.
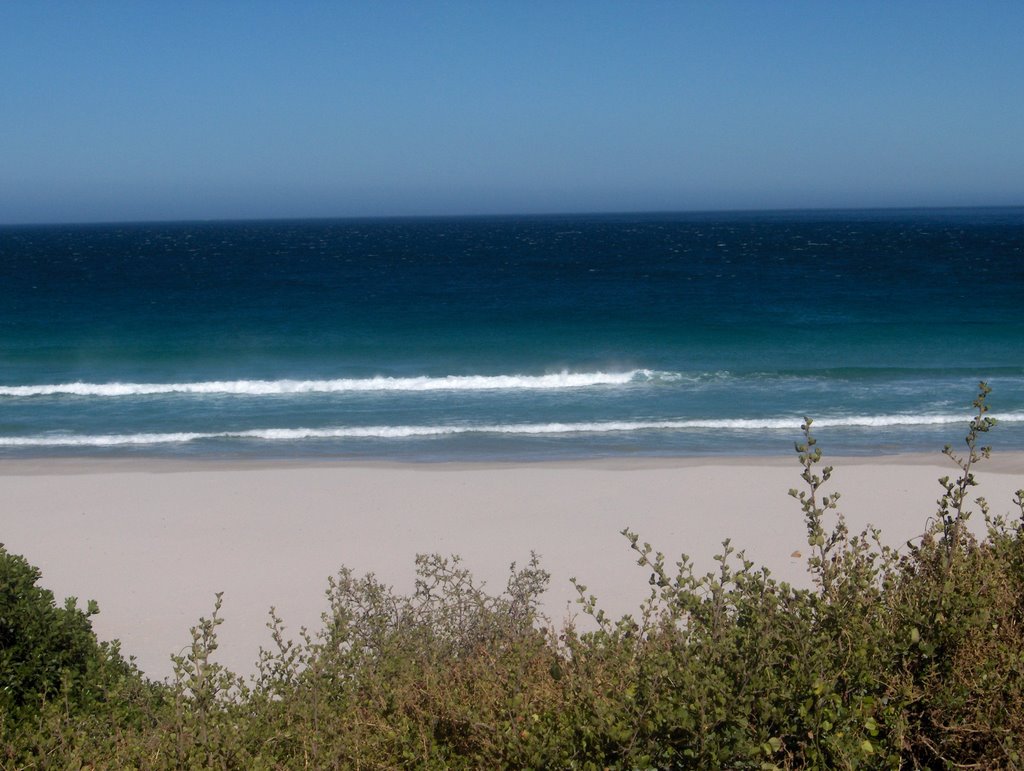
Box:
2, 203, 1022, 229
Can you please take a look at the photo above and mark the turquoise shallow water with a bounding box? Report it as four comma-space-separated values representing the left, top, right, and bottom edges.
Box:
2, 208, 1023, 459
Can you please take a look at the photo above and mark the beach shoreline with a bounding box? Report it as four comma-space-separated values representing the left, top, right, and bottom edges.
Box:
4, 448, 1024, 474
4, 453, 1023, 679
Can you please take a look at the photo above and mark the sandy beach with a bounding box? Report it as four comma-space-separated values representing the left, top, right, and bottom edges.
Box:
3, 454, 1022, 679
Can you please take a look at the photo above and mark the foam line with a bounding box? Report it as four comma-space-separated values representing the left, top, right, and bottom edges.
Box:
2, 413, 1022, 446
0, 370, 667, 397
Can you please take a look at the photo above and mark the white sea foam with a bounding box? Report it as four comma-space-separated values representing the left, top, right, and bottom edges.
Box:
3, 413, 1022, 446
0, 370, 666, 397
9, 369, 1009, 398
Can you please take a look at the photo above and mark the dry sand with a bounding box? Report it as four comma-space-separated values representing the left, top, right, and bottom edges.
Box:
3, 454, 1023, 679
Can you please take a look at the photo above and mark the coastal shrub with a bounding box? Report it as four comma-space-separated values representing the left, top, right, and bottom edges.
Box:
3, 382, 1023, 768
0, 546, 100, 716
0, 544, 160, 765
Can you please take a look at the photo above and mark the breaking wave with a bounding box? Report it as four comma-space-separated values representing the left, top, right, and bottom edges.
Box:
0, 370, 676, 397
3, 412, 1022, 446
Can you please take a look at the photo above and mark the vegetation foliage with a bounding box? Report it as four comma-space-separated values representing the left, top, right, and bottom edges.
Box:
2, 384, 1024, 768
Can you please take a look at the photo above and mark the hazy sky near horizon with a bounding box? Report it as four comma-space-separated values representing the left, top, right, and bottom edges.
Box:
2, 1, 1022, 224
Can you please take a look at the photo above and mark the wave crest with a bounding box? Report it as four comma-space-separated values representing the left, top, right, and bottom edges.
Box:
3, 412, 1022, 446
0, 370, 670, 397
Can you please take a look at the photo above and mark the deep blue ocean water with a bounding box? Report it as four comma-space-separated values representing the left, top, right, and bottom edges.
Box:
2, 208, 1022, 460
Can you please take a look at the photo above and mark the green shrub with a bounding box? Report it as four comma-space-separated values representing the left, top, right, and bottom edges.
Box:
0, 546, 162, 766
0, 546, 101, 716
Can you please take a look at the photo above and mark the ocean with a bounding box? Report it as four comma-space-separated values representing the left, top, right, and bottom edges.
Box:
2, 208, 1023, 461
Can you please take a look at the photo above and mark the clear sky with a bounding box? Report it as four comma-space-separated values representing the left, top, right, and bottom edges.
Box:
2, 1, 1022, 224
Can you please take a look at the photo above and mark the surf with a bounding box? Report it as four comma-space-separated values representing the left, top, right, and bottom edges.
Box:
4, 412, 1022, 446
0, 370, 676, 397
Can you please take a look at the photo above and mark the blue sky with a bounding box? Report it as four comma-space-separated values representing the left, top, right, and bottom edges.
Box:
1, 1, 1022, 223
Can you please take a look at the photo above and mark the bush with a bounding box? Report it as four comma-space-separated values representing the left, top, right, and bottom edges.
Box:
0, 546, 160, 766
0, 546, 102, 716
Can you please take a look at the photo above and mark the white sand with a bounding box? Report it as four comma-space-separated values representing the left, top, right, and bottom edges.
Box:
3, 455, 1022, 679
